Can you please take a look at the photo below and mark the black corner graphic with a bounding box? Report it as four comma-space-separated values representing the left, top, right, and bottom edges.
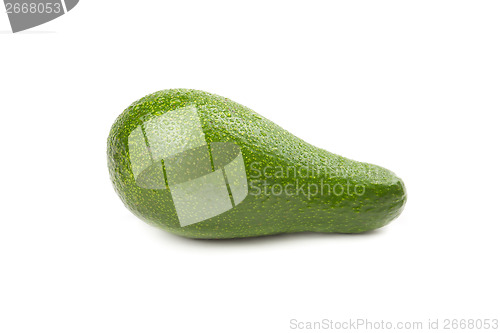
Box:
4, 0, 79, 33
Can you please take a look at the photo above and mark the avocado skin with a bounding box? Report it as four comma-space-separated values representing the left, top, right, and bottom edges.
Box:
107, 89, 406, 239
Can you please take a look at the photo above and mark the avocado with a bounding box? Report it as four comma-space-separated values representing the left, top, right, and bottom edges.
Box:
107, 89, 406, 239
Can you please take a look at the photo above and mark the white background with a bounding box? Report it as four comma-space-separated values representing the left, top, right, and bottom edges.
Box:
1, 1, 499, 332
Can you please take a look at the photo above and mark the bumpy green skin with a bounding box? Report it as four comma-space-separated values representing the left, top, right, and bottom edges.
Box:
107, 89, 406, 239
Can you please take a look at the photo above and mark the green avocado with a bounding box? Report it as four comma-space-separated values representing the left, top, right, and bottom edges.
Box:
107, 89, 406, 239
